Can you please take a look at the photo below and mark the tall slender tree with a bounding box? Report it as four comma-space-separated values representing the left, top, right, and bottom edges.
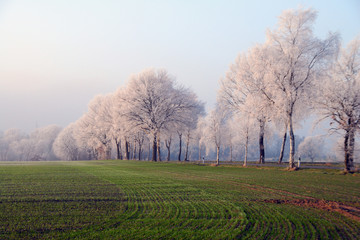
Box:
203, 107, 229, 165
315, 36, 360, 172
265, 7, 339, 168
219, 44, 273, 164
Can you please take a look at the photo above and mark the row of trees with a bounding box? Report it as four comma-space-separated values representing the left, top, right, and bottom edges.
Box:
0, 7, 358, 172
0, 116, 351, 164
0, 126, 61, 161
53, 69, 205, 162
218, 7, 359, 172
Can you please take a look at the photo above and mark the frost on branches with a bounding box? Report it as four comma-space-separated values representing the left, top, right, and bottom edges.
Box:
220, 7, 339, 169
315, 37, 360, 172
119, 68, 204, 162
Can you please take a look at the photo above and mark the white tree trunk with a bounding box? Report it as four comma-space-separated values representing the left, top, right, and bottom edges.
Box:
288, 115, 296, 169
278, 129, 287, 164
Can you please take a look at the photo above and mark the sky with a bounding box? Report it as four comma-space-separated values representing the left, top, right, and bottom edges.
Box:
0, 0, 359, 133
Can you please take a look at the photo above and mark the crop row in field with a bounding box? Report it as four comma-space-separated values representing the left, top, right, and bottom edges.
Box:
0, 160, 359, 239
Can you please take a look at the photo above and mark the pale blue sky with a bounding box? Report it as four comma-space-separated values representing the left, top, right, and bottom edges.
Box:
0, 0, 359, 132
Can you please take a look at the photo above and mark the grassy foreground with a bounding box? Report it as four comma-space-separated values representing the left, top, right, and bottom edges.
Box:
0, 160, 359, 239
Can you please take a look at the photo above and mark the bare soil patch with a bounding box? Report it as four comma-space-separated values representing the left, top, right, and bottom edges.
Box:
264, 199, 360, 222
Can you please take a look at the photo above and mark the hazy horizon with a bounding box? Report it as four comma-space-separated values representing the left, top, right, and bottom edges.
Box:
1, 0, 359, 133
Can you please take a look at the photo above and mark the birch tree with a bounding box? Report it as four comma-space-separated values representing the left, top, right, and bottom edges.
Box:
315, 36, 360, 172
194, 116, 207, 161
203, 107, 228, 165
228, 114, 257, 166
265, 7, 339, 168
219, 44, 273, 164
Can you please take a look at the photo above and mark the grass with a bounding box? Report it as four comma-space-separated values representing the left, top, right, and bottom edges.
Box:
0, 160, 359, 239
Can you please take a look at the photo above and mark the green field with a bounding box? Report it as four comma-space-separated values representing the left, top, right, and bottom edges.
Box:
0, 160, 359, 239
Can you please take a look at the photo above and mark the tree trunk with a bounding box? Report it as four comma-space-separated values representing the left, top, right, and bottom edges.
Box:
125, 140, 130, 160
244, 144, 248, 167
166, 145, 170, 161
138, 144, 142, 161
344, 128, 355, 172
129, 142, 133, 160
230, 144, 233, 162
116, 139, 121, 160
178, 133, 182, 161
133, 141, 137, 160
216, 145, 220, 165
157, 134, 161, 162
278, 130, 287, 164
119, 140, 123, 160
106, 146, 111, 160
198, 142, 201, 161
243, 129, 249, 167
184, 132, 190, 161
165, 138, 171, 161
258, 119, 265, 164
348, 128, 355, 171
147, 143, 150, 161
152, 135, 157, 162
288, 116, 296, 169
344, 130, 350, 171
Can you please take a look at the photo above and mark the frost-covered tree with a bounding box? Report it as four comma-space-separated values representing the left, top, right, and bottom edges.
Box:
120, 68, 203, 161
203, 107, 229, 165
11, 138, 35, 161
113, 88, 137, 160
220, 44, 273, 164
53, 123, 80, 160
30, 125, 61, 160
227, 114, 257, 166
75, 94, 114, 160
133, 130, 147, 160
163, 129, 174, 161
315, 36, 360, 172
183, 108, 204, 161
265, 7, 339, 168
194, 116, 207, 161
297, 135, 325, 162
3, 126, 60, 161
0, 128, 24, 161
0, 138, 7, 161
